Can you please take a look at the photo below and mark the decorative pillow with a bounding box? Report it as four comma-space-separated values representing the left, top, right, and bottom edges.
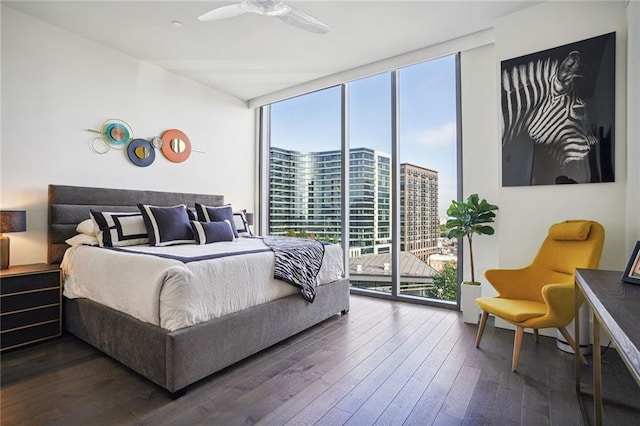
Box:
76, 219, 97, 236
233, 210, 253, 236
549, 221, 592, 241
190, 220, 235, 244
65, 233, 99, 246
90, 210, 149, 247
195, 203, 239, 238
138, 204, 195, 246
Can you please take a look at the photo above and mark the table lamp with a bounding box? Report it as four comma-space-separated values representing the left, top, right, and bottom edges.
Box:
245, 212, 254, 226
0, 210, 27, 269
245, 212, 254, 235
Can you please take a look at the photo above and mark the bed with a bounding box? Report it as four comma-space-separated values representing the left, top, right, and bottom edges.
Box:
48, 184, 350, 397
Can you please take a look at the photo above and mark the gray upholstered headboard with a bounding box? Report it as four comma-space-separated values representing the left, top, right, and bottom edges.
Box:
48, 184, 224, 264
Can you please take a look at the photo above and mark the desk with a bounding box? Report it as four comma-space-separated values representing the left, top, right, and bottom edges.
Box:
575, 269, 640, 425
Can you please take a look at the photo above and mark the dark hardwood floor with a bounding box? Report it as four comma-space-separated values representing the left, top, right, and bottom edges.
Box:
2, 295, 639, 425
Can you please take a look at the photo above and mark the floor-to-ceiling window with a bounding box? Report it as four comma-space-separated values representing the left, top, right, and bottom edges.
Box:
261, 54, 460, 307
268, 86, 342, 241
348, 73, 393, 293
397, 56, 459, 302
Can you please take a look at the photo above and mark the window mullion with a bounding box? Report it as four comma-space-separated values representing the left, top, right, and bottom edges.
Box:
391, 71, 400, 297
341, 83, 350, 278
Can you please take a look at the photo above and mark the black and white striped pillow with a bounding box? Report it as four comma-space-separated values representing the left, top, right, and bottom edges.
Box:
138, 204, 195, 246
233, 210, 253, 236
90, 210, 149, 247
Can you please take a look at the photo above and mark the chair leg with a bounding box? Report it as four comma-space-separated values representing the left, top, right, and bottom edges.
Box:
476, 311, 489, 348
512, 326, 524, 373
533, 328, 539, 343
558, 327, 589, 366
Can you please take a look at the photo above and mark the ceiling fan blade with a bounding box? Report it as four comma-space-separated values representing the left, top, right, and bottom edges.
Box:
197, 3, 247, 22
277, 7, 330, 34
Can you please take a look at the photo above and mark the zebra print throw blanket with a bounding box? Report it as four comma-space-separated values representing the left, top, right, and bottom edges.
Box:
262, 236, 325, 303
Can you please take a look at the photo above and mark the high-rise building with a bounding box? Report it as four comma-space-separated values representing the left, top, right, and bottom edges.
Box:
269, 147, 438, 261
349, 148, 391, 255
269, 147, 342, 240
400, 163, 439, 262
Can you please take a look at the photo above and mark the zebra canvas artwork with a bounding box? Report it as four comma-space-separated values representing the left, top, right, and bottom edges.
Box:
501, 32, 615, 186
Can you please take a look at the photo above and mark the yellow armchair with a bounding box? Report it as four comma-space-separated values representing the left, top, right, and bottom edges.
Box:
475, 220, 605, 372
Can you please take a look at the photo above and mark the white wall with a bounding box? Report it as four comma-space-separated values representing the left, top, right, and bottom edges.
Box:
492, 1, 628, 274
459, 43, 500, 286
626, 1, 640, 252
0, 6, 255, 266
473, 1, 627, 275
461, 1, 630, 334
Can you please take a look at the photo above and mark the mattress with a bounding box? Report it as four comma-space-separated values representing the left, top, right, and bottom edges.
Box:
61, 237, 344, 331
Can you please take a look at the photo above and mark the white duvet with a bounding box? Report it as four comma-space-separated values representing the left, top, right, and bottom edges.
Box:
61, 238, 344, 331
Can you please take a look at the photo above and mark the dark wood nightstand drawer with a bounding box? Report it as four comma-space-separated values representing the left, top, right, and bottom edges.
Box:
2, 288, 60, 312
1, 305, 60, 331
0, 263, 61, 351
1, 270, 59, 295
0, 321, 61, 350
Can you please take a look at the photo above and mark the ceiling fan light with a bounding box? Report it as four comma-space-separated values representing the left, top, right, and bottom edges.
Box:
199, 0, 330, 34
246, 0, 290, 16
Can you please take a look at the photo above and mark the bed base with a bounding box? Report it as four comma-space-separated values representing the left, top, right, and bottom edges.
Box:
50, 184, 350, 396
64, 277, 350, 396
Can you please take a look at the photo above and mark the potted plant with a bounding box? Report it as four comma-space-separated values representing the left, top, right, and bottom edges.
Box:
445, 193, 498, 323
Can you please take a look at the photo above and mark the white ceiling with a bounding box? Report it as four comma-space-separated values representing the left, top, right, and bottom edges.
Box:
4, 0, 542, 101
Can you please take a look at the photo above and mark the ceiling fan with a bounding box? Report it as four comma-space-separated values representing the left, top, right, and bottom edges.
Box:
197, 0, 330, 34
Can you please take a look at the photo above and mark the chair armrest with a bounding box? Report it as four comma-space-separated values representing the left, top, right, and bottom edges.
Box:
484, 267, 536, 298
541, 282, 582, 327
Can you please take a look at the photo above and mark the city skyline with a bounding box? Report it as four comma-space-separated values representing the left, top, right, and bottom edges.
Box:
269, 146, 439, 257
270, 54, 458, 217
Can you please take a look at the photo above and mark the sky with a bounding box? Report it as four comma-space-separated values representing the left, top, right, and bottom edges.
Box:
270, 54, 458, 217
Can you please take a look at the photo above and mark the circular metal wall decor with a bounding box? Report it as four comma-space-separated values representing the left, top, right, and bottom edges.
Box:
149, 136, 163, 149
86, 118, 133, 151
90, 137, 111, 154
161, 129, 191, 163
127, 138, 156, 167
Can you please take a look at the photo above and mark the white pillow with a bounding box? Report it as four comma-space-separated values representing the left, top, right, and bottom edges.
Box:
233, 210, 253, 237
90, 210, 149, 247
76, 219, 97, 236
65, 233, 99, 246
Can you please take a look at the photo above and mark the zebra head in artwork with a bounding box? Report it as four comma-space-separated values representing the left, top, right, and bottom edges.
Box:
501, 51, 598, 165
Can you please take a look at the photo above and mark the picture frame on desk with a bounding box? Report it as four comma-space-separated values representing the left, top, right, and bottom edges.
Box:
621, 241, 640, 285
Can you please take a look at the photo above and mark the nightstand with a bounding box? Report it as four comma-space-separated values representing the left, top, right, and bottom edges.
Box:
1, 263, 61, 351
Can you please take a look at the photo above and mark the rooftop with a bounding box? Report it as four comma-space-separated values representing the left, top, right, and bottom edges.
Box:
349, 251, 437, 279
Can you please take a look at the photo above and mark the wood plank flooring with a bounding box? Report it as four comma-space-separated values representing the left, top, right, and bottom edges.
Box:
2, 295, 639, 425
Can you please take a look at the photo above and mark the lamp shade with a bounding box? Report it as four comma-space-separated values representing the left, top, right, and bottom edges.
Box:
0, 210, 27, 233
245, 212, 254, 226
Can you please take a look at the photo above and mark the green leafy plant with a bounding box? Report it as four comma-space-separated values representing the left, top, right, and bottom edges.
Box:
427, 261, 458, 301
445, 193, 498, 284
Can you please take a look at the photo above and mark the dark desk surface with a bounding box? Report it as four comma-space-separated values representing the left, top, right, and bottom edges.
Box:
576, 269, 640, 387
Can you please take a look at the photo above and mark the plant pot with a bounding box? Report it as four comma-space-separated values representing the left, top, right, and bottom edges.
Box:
556, 303, 592, 355
461, 282, 481, 324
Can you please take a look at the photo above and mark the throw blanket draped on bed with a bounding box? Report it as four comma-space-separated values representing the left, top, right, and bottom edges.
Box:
262, 236, 325, 303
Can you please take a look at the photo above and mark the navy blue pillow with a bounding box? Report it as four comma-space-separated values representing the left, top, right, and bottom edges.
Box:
190, 220, 235, 244
195, 203, 239, 238
138, 204, 195, 246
